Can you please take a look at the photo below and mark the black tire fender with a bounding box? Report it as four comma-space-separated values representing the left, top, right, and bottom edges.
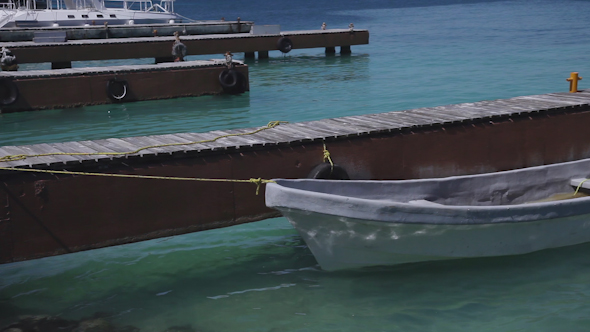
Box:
172, 41, 187, 60
107, 78, 129, 102
277, 37, 293, 53
0, 77, 19, 106
219, 69, 238, 90
308, 163, 350, 180
219, 69, 247, 94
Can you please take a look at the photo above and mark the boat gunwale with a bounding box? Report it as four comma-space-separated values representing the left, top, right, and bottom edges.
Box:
266, 158, 590, 225
268, 183, 590, 224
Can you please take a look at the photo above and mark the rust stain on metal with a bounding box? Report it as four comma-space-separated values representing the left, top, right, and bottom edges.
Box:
1, 64, 249, 113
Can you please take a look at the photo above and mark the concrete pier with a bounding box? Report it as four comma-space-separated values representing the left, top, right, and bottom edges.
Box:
2, 89, 590, 263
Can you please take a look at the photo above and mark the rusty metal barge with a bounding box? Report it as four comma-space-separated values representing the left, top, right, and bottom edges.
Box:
0, 60, 249, 112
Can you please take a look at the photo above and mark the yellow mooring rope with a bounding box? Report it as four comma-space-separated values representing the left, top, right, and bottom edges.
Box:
0, 167, 274, 195
0, 121, 288, 163
0, 121, 289, 195
322, 142, 334, 170
574, 178, 590, 196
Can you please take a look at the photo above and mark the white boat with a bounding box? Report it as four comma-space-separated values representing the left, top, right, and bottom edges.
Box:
0, 0, 187, 28
265, 158, 590, 271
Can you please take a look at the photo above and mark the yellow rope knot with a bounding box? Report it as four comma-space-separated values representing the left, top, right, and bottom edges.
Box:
266, 121, 289, 128
0, 154, 27, 162
249, 178, 276, 195
322, 142, 334, 170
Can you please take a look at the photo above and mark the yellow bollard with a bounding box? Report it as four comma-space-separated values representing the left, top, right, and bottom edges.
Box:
566, 72, 582, 93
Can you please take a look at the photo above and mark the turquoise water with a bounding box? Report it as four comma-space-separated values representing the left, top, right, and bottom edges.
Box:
2, 0, 590, 330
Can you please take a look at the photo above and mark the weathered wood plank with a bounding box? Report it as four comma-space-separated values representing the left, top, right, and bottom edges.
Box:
27, 143, 82, 164
409, 108, 464, 123
241, 128, 300, 145
0, 145, 59, 166
298, 121, 349, 137
79, 140, 135, 160
280, 123, 330, 140
323, 118, 376, 134
0, 147, 28, 168
343, 116, 400, 132
118, 136, 179, 155
291, 122, 354, 138
270, 126, 320, 141
2, 89, 590, 169
314, 119, 366, 135
149, 134, 202, 152
174, 132, 224, 151
426, 107, 476, 121
49, 142, 99, 162
199, 130, 266, 147
518, 95, 585, 106
368, 111, 431, 127
352, 114, 405, 130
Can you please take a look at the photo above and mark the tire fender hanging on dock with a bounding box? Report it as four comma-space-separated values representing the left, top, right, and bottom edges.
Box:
219, 69, 247, 94
277, 37, 293, 53
308, 163, 350, 180
0, 77, 19, 106
107, 78, 129, 102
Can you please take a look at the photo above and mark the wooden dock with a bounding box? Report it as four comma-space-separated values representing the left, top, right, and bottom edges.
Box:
2, 89, 590, 263
0, 60, 249, 112
1, 29, 370, 66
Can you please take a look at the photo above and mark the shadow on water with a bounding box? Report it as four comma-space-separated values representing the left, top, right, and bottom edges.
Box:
247, 53, 370, 86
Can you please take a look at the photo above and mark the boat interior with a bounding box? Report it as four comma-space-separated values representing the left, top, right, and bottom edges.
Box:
276, 159, 590, 207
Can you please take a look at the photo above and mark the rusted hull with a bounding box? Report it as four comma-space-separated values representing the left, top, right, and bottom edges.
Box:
0, 64, 249, 113
2, 106, 590, 263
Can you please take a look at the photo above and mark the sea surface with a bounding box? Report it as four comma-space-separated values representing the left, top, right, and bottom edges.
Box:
2, 0, 590, 331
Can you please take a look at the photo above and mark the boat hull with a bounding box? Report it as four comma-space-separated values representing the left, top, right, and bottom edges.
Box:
265, 157, 590, 270
0, 9, 184, 28
280, 208, 590, 271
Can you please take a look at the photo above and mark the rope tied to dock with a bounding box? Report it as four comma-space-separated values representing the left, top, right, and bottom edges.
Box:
0, 166, 275, 195
322, 142, 334, 170
0, 121, 289, 163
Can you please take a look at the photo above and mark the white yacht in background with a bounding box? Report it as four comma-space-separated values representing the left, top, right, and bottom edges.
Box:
0, 0, 188, 28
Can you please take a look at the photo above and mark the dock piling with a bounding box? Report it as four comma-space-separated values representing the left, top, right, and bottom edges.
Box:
258, 50, 269, 59
51, 61, 72, 69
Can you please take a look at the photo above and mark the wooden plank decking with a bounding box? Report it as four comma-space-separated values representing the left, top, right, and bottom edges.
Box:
2, 89, 589, 170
